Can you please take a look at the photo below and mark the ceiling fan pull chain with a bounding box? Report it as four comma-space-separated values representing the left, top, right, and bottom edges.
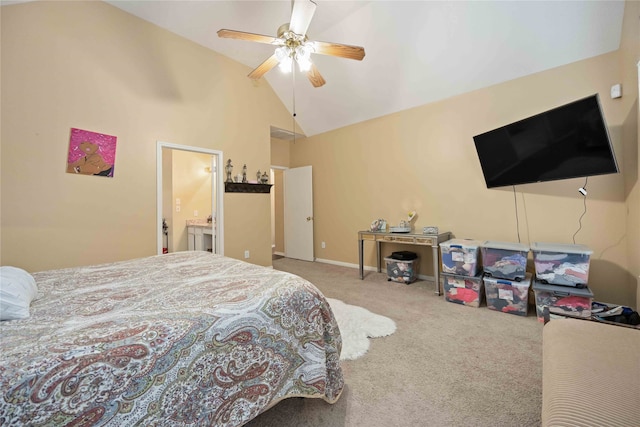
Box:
292, 68, 297, 144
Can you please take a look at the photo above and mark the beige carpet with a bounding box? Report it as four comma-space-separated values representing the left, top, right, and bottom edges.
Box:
246, 258, 543, 427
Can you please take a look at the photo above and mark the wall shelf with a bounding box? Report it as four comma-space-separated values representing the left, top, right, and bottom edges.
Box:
224, 182, 272, 193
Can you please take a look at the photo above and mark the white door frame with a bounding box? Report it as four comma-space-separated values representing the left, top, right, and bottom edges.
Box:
156, 141, 224, 256
270, 165, 287, 252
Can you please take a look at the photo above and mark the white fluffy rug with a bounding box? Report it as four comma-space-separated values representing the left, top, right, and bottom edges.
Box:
326, 298, 397, 360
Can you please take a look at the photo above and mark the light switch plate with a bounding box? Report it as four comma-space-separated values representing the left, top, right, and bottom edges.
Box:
610, 84, 622, 99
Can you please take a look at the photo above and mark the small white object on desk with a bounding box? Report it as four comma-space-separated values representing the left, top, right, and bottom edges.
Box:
390, 211, 416, 233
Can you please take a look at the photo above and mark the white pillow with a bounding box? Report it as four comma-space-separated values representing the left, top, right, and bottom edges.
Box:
0, 266, 38, 321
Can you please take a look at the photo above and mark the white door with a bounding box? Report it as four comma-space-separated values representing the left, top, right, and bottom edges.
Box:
284, 166, 314, 261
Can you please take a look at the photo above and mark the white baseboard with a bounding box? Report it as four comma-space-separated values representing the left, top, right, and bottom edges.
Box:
417, 274, 436, 282
314, 257, 363, 270
313, 257, 435, 283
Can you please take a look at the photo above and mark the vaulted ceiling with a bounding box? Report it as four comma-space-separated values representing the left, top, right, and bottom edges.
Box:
105, 1, 625, 137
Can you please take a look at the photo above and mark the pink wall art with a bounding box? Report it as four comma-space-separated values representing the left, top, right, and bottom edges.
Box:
66, 128, 117, 177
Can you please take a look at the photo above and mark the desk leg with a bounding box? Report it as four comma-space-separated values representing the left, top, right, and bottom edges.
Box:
432, 244, 441, 295
376, 241, 381, 273
359, 238, 364, 279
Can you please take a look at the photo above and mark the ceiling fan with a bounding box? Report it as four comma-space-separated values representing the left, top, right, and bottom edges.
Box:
217, 0, 365, 88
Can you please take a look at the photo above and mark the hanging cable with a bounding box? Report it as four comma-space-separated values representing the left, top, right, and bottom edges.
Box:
512, 186, 521, 243
572, 177, 588, 244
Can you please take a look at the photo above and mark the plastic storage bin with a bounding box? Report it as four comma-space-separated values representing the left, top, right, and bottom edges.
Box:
439, 239, 483, 277
390, 251, 417, 261
532, 281, 593, 322
481, 241, 529, 281
441, 273, 484, 308
531, 242, 592, 287
385, 257, 419, 284
484, 273, 532, 316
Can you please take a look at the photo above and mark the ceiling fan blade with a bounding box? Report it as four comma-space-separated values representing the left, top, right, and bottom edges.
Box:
312, 40, 365, 61
289, 0, 317, 36
306, 63, 326, 88
217, 29, 281, 45
248, 54, 280, 80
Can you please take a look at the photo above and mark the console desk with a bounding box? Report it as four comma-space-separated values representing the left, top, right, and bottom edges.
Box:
358, 230, 452, 295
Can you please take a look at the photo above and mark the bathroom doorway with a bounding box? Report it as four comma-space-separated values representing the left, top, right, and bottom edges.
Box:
270, 166, 286, 260
156, 141, 224, 256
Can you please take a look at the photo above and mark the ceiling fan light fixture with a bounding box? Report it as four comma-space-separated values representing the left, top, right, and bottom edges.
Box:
297, 56, 312, 72
275, 46, 289, 62
218, 0, 364, 87
275, 41, 313, 73
278, 57, 293, 73
295, 44, 312, 71
295, 44, 312, 60
275, 46, 293, 72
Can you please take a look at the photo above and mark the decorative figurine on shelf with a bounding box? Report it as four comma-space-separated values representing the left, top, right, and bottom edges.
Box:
225, 159, 233, 183
260, 171, 269, 184
256, 170, 261, 182
242, 164, 248, 183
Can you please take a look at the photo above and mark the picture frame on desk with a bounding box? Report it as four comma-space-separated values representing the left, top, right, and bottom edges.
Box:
370, 219, 387, 232
423, 226, 439, 235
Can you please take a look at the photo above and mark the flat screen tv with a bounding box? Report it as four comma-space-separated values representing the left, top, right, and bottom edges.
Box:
473, 94, 619, 188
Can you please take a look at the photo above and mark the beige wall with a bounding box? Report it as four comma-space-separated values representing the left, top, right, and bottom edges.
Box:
290, 2, 639, 308
618, 0, 640, 309
0, 1, 294, 270
271, 137, 291, 167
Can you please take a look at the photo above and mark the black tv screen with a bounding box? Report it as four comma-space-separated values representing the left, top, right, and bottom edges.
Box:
473, 94, 619, 188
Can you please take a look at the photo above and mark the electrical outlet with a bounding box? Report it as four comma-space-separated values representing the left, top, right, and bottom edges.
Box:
244, 250, 250, 259
194, 210, 198, 217
321, 241, 326, 249
176, 206, 181, 212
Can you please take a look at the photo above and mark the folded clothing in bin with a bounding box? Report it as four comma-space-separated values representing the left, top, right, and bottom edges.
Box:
440, 239, 483, 277
481, 241, 529, 281
390, 251, 417, 260
484, 273, 532, 316
385, 257, 419, 284
441, 273, 484, 308
533, 281, 593, 322
531, 242, 592, 287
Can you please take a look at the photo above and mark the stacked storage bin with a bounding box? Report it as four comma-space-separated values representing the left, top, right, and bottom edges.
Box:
481, 241, 532, 316
439, 239, 484, 308
531, 242, 594, 322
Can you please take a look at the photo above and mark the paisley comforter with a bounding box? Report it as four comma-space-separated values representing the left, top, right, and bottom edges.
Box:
0, 252, 343, 426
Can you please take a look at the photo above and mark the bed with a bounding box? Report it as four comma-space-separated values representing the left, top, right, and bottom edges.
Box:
0, 252, 344, 426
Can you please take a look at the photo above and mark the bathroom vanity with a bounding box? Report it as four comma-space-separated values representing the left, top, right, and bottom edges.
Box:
186, 220, 215, 252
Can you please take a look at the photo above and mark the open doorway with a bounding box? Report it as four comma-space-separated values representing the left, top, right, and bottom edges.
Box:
271, 166, 286, 260
270, 165, 314, 261
156, 141, 224, 256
